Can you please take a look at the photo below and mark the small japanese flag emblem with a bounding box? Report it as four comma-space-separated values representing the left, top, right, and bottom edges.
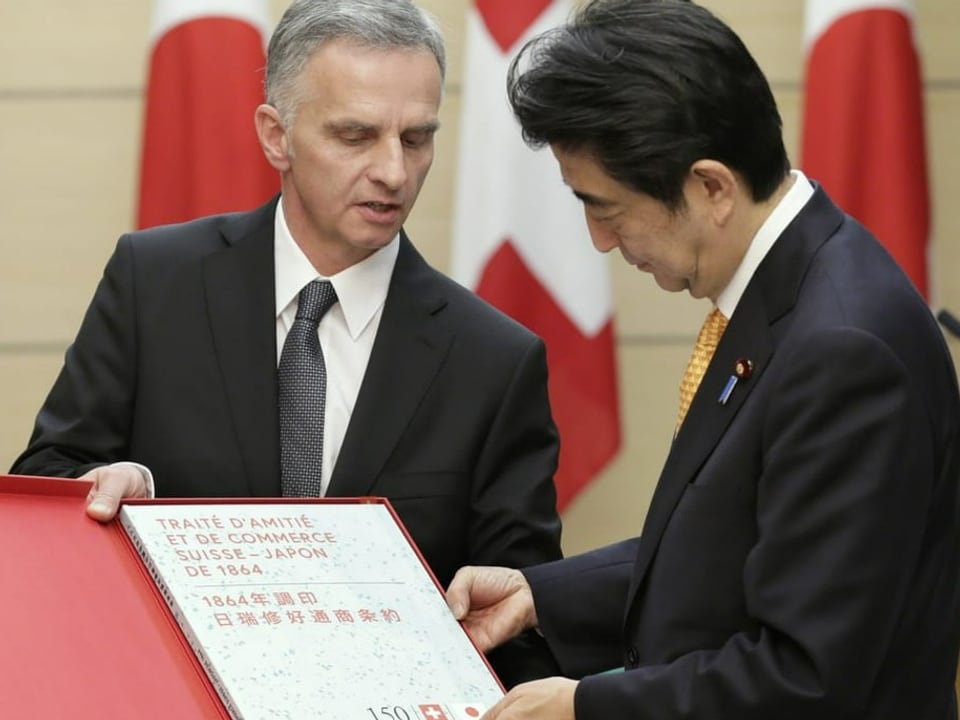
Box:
449, 704, 484, 719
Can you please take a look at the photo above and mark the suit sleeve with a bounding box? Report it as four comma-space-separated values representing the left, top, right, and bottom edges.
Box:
11, 235, 138, 477
571, 327, 946, 718
468, 335, 565, 686
467, 335, 562, 567
524, 538, 640, 677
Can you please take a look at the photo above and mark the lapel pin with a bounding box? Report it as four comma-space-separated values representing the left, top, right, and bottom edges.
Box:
718, 357, 754, 405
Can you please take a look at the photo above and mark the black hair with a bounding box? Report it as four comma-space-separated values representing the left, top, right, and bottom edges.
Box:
507, 0, 790, 210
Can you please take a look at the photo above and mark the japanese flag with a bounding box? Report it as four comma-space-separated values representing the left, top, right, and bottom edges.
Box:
452, 0, 621, 511
801, 0, 929, 296
137, 0, 278, 229
446, 704, 485, 719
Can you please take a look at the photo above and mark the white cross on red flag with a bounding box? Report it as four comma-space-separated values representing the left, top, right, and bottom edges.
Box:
418, 704, 449, 720
452, 0, 622, 511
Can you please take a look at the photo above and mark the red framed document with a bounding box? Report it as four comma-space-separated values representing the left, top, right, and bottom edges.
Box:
0, 475, 503, 719
0, 474, 230, 718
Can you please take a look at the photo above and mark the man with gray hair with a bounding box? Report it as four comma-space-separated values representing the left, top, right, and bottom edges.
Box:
13, 0, 563, 685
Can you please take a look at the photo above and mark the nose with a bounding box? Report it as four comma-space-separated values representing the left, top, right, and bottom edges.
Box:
586, 214, 619, 253
368, 137, 407, 191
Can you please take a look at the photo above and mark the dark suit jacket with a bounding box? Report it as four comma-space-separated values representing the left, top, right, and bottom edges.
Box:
525, 186, 960, 719
12, 198, 562, 654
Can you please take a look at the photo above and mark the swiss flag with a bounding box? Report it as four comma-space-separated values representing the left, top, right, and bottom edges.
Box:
452, 1, 621, 512
137, 0, 278, 229
801, 0, 929, 297
418, 705, 449, 720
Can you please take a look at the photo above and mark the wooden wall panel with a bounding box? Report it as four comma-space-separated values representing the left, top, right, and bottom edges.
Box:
0, 354, 66, 470
711, 2, 804, 83
0, 98, 140, 343
918, 0, 960, 82
928, 91, 960, 312
405, 92, 462, 274
0, 2, 149, 90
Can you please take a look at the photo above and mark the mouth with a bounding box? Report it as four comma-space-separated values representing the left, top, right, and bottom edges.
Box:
364, 201, 399, 212
357, 200, 403, 225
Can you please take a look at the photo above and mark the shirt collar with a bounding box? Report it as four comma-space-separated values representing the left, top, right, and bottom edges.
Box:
274, 199, 399, 339
716, 169, 814, 319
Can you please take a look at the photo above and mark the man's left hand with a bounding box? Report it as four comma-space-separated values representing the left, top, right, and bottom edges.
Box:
483, 678, 577, 720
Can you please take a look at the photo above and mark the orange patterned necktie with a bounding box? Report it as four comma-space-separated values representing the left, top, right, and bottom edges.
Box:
676, 308, 728, 432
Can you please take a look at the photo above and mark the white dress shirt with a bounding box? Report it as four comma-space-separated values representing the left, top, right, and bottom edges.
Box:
274, 200, 399, 495
716, 169, 815, 319
120, 175, 810, 498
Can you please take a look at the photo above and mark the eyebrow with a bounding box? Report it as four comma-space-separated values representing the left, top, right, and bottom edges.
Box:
570, 189, 615, 209
404, 121, 441, 134
325, 120, 375, 134
324, 119, 441, 135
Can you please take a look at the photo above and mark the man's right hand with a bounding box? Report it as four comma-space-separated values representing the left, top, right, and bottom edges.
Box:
83, 464, 148, 522
446, 566, 539, 652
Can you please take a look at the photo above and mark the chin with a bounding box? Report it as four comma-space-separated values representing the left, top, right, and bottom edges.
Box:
350, 233, 399, 250
653, 276, 686, 294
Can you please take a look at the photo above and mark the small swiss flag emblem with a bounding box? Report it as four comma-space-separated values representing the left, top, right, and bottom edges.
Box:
419, 705, 449, 720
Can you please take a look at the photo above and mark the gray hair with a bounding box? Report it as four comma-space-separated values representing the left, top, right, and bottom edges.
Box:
266, 0, 446, 125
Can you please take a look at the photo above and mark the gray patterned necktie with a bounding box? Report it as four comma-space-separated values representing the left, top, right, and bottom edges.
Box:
279, 280, 339, 497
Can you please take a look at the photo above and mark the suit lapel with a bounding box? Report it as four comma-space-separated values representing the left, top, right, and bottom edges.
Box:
326, 233, 453, 497
624, 297, 774, 607
623, 185, 845, 613
202, 199, 281, 497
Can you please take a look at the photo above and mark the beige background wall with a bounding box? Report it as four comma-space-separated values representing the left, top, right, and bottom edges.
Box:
1, 0, 959, 561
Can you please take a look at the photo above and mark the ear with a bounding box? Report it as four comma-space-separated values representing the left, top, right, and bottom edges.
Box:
687, 159, 738, 226
255, 104, 292, 172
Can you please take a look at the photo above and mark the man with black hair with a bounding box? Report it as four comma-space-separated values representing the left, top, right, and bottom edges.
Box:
447, 1, 960, 717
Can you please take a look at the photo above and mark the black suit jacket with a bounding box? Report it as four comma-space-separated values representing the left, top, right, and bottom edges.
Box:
525, 186, 960, 718
13, 196, 562, 599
